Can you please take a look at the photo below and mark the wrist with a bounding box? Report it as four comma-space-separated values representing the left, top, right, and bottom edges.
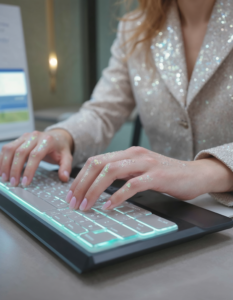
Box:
194, 158, 233, 194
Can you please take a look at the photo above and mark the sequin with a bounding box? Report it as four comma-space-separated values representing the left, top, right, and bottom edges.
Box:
119, 159, 136, 167
94, 163, 110, 186
138, 175, 153, 183
37, 139, 47, 152
121, 182, 131, 193
14, 152, 20, 165
46, 0, 233, 207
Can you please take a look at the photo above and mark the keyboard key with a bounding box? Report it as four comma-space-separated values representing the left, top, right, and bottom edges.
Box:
71, 215, 90, 226
65, 222, 87, 234
66, 211, 84, 221
11, 188, 55, 212
45, 198, 68, 209
108, 224, 137, 238
37, 191, 54, 201
80, 221, 103, 232
46, 210, 61, 217
114, 206, 134, 214
123, 219, 154, 234
100, 192, 111, 200
126, 204, 152, 216
101, 210, 131, 222
126, 211, 145, 219
95, 217, 118, 227
80, 231, 118, 246
92, 202, 104, 208
137, 215, 177, 230
44, 189, 67, 200
52, 213, 73, 225
80, 209, 105, 220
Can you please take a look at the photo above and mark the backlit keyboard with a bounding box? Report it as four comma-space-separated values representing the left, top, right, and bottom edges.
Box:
0, 168, 178, 253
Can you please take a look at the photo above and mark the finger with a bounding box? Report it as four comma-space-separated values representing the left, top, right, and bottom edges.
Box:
9, 133, 39, 186
66, 151, 125, 206
71, 151, 124, 188
75, 159, 142, 211
102, 174, 154, 210
0, 135, 27, 181
58, 149, 73, 182
21, 135, 54, 186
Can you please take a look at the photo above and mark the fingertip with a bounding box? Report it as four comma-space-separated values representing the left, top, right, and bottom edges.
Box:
1, 173, 7, 182
69, 197, 76, 210
79, 198, 87, 211
59, 170, 70, 182
21, 176, 28, 187
102, 200, 112, 210
66, 190, 73, 203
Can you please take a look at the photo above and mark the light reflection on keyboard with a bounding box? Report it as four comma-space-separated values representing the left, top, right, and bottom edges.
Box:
0, 168, 178, 253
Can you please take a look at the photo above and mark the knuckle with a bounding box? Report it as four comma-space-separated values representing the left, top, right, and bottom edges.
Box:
144, 157, 156, 164
44, 134, 53, 142
86, 157, 94, 165
128, 178, 138, 189
2, 144, 13, 152
32, 130, 40, 136
107, 162, 117, 173
16, 147, 25, 155
129, 146, 146, 155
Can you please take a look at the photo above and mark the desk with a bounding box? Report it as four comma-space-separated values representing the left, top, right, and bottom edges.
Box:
1, 209, 233, 300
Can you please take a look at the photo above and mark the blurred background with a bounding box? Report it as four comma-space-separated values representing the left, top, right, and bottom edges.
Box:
1, 0, 150, 152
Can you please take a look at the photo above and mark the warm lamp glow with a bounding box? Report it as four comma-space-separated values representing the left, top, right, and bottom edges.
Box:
49, 53, 58, 74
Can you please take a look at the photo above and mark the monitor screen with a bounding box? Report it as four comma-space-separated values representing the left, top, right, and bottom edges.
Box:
0, 5, 34, 141
0, 69, 29, 124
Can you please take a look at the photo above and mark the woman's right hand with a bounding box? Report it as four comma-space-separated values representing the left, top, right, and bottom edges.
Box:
0, 129, 74, 187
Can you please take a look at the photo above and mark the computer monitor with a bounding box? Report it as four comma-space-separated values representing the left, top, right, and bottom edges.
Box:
0, 4, 34, 141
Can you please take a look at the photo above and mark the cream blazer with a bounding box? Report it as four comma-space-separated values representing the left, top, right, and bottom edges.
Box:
48, 0, 233, 206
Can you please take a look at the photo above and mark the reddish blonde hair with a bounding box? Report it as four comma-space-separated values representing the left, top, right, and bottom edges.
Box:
121, 0, 172, 60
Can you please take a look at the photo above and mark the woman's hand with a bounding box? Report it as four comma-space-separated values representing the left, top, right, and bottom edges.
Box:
66, 147, 233, 211
0, 129, 74, 187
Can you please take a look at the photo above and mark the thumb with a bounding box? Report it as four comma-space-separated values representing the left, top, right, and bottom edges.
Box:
58, 150, 73, 182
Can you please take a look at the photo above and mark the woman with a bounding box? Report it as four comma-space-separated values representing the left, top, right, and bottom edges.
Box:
1, 0, 233, 212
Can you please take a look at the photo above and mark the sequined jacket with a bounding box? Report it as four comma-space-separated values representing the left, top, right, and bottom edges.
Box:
48, 0, 233, 206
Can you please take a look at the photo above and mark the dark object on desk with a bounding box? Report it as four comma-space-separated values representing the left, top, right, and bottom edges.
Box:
0, 167, 233, 274
131, 115, 142, 147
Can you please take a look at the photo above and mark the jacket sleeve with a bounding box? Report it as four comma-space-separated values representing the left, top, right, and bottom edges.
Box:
46, 21, 135, 166
195, 143, 233, 206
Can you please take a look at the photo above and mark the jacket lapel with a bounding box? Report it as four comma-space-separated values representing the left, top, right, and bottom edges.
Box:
187, 0, 233, 106
151, 1, 188, 107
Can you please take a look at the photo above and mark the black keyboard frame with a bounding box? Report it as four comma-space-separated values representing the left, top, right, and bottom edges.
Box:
1, 179, 233, 273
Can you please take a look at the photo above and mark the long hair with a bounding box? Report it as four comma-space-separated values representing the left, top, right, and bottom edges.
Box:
121, 0, 172, 61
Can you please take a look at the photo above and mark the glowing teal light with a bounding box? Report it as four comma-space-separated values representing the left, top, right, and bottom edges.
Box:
0, 184, 178, 253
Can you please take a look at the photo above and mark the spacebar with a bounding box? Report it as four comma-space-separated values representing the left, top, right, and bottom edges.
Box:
11, 188, 55, 212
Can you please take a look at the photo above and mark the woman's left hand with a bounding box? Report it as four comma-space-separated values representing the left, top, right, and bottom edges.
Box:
66, 147, 233, 211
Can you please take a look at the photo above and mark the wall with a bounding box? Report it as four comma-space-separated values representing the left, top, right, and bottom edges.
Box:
1, 0, 86, 110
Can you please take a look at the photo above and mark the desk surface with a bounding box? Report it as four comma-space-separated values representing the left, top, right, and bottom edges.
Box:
1, 210, 233, 300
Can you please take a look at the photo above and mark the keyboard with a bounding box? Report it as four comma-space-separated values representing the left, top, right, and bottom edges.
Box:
0, 168, 178, 253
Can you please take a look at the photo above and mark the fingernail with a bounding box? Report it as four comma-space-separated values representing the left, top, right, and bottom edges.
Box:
63, 171, 69, 180
22, 176, 28, 187
2, 173, 7, 182
69, 197, 77, 209
102, 200, 112, 210
79, 198, 87, 211
66, 190, 73, 203
10, 177, 16, 187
